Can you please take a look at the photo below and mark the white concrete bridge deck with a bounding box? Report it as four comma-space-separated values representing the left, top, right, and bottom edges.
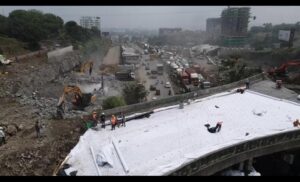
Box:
64, 84, 300, 176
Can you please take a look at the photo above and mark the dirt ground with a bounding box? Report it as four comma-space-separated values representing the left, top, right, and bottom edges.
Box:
102, 46, 120, 66
0, 43, 112, 175
0, 96, 86, 175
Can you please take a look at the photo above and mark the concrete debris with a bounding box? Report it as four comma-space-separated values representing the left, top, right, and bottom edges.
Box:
7, 125, 18, 136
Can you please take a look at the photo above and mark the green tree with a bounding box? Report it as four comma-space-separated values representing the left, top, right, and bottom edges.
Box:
42, 13, 64, 38
0, 15, 8, 35
123, 82, 148, 105
102, 96, 126, 110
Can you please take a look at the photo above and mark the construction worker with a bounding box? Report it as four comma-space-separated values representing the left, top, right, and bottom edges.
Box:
120, 112, 126, 127
89, 62, 93, 75
56, 96, 65, 119
91, 111, 99, 128
100, 112, 106, 129
205, 122, 223, 133
111, 115, 117, 130
0, 127, 6, 146
236, 88, 245, 94
245, 79, 250, 89
35, 121, 41, 138
276, 80, 282, 89
293, 119, 300, 128
168, 89, 171, 96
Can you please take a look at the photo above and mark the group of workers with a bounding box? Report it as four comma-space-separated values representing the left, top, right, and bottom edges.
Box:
87, 111, 126, 131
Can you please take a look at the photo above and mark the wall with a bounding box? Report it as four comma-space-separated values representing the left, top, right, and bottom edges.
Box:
47, 46, 73, 59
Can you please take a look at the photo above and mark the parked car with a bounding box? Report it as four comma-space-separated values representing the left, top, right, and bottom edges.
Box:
150, 85, 156, 91
165, 81, 171, 88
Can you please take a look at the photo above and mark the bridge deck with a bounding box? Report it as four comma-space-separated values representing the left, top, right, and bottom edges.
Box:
64, 88, 300, 176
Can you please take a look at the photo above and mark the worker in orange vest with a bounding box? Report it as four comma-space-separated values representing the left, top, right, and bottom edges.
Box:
111, 115, 117, 130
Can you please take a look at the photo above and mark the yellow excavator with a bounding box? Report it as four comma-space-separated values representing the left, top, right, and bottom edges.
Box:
56, 85, 96, 119
80, 61, 93, 75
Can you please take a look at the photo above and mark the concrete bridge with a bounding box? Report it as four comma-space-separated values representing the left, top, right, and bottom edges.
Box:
167, 129, 300, 176
58, 73, 300, 176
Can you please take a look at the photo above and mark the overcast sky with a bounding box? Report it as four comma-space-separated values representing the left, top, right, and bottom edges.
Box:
1, 6, 300, 30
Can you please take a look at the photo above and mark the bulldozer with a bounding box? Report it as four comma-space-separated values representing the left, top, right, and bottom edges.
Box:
56, 85, 96, 119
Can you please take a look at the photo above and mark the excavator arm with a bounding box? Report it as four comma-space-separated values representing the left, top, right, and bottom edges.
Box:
268, 60, 300, 76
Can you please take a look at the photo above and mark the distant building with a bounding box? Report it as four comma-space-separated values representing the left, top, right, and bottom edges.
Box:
79, 16, 101, 30
159, 28, 182, 36
206, 18, 221, 40
102, 32, 110, 38
221, 7, 250, 47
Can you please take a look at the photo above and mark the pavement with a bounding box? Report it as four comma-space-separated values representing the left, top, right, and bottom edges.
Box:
250, 79, 300, 103
136, 54, 174, 101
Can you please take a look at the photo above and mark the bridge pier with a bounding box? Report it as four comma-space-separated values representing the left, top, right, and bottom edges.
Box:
244, 158, 253, 176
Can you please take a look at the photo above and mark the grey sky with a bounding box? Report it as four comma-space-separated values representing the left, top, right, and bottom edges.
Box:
1, 6, 300, 30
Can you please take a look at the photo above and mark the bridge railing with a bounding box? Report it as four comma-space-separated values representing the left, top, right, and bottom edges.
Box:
97, 73, 265, 116
166, 128, 300, 176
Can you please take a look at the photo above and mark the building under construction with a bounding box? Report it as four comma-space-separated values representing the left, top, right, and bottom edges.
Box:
221, 7, 251, 47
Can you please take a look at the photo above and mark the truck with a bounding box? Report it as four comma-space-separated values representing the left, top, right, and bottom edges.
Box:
115, 71, 135, 81
157, 63, 164, 75
185, 68, 199, 86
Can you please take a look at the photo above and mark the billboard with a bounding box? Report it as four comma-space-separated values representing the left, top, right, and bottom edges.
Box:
278, 30, 291, 42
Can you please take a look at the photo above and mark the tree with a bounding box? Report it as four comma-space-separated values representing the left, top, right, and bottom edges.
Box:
123, 82, 148, 105
102, 96, 126, 110
0, 15, 8, 35
42, 13, 64, 38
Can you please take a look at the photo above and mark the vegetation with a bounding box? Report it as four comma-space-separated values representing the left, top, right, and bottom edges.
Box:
0, 9, 101, 51
0, 36, 28, 57
123, 82, 148, 105
102, 96, 126, 110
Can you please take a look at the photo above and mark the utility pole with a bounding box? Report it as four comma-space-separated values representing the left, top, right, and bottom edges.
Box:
288, 28, 295, 48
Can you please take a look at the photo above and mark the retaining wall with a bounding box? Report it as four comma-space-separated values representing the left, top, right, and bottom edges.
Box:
47, 46, 73, 59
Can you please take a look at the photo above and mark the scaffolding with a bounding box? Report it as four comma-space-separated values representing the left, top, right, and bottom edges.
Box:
221, 7, 250, 47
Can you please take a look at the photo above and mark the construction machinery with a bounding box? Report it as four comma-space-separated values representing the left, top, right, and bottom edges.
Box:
267, 60, 300, 78
80, 61, 93, 74
56, 85, 96, 118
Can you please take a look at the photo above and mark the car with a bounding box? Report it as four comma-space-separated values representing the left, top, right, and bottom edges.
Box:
165, 81, 171, 88
150, 85, 156, 91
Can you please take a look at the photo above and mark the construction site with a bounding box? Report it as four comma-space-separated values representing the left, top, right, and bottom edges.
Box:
0, 6, 300, 176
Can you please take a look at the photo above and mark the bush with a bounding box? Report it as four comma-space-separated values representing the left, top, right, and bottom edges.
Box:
102, 96, 126, 110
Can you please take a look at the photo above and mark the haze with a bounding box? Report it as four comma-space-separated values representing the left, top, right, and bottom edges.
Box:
2, 6, 300, 30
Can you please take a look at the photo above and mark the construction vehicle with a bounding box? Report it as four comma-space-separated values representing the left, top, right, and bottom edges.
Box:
56, 85, 96, 118
185, 68, 200, 86
268, 60, 300, 78
80, 61, 93, 74
157, 64, 164, 75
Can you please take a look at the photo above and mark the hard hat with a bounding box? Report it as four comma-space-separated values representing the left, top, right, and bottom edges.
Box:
102, 112, 105, 115
0, 127, 3, 130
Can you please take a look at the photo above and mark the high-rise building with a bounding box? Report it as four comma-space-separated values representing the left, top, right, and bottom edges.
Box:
221, 7, 250, 47
206, 18, 221, 40
79, 16, 101, 30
